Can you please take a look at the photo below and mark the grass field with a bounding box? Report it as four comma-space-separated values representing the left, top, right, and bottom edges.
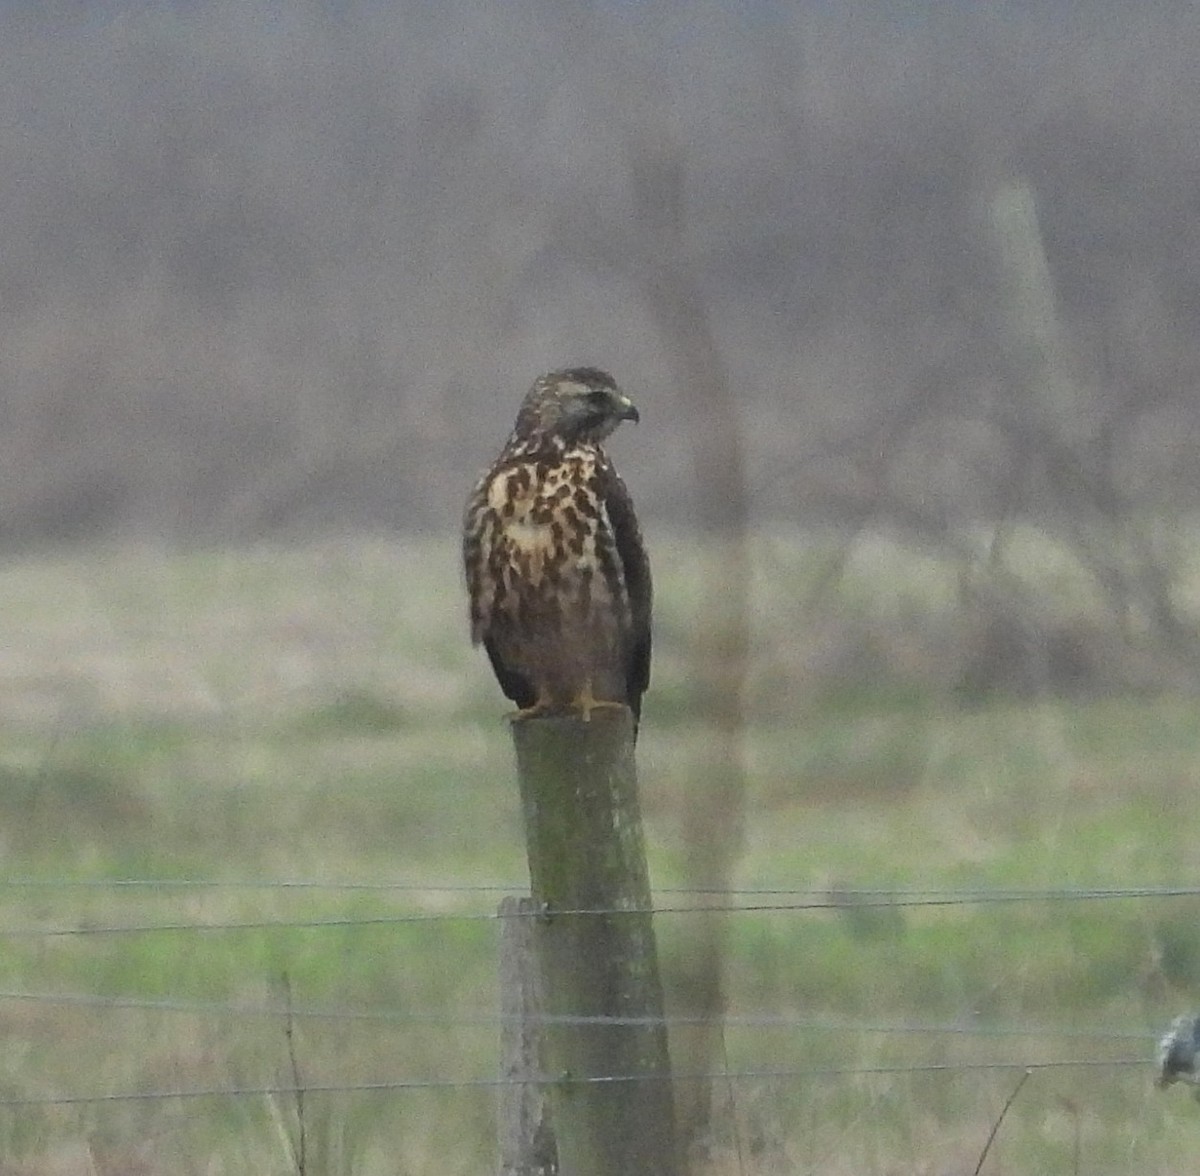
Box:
2, 534, 1200, 1174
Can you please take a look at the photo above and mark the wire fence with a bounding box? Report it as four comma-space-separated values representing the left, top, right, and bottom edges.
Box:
0, 874, 1185, 1111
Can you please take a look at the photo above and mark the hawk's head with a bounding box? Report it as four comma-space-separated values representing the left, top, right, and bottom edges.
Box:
514, 367, 640, 445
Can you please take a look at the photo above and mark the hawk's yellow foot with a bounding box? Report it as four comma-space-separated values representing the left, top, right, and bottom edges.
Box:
507, 690, 555, 724
572, 681, 628, 723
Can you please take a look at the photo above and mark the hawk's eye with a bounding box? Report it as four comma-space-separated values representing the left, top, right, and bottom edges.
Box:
587, 389, 609, 407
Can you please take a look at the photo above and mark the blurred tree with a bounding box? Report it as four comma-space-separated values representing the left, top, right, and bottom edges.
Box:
519, 5, 752, 1145
625, 129, 749, 1155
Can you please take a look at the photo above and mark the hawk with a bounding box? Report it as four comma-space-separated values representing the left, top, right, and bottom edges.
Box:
463, 368, 651, 735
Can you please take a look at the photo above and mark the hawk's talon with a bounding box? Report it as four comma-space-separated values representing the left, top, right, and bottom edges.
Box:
507, 698, 554, 724
506, 684, 629, 725
572, 683, 628, 723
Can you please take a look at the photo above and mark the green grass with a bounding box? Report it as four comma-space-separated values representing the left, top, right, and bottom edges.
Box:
0, 536, 1199, 1172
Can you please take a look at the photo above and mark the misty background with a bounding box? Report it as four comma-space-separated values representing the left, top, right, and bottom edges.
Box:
3, 1, 1199, 548
4, 8, 1200, 1167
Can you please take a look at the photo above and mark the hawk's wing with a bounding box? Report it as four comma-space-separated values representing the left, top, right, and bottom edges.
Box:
601, 460, 652, 727
462, 469, 538, 711
483, 634, 536, 711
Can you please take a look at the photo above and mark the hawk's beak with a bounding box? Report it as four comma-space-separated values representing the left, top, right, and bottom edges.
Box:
616, 395, 640, 424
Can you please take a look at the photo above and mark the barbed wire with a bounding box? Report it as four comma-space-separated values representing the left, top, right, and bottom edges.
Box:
0, 1057, 1150, 1109
0, 988, 1157, 1041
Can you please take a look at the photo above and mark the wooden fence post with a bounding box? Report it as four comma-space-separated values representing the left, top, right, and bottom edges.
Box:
498, 895, 559, 1176
511, 711, 680, 1176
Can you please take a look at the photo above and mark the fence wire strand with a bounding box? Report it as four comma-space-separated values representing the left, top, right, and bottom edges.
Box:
2, 878, 1200, 903
3, 883, 1200, 939
0, 988, 1158, 1041
0, 1057, 1151, 1109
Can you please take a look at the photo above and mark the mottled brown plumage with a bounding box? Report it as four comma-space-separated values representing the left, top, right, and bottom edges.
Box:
463, 368, 651, 734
